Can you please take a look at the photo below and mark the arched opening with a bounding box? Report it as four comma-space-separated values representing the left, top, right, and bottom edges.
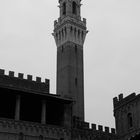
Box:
72, 1, 77, 15
127, 113, 133, 128
63, 2, 66, 15
78, 30, 80, 38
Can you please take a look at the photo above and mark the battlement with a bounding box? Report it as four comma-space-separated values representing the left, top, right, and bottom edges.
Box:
72, 117, 116, 135
113, 93, 140, 109
0, 69, 49, 93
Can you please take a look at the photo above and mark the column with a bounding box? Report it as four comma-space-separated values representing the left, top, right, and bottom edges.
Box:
15, 95, 20, 121
41, 100, 46, 124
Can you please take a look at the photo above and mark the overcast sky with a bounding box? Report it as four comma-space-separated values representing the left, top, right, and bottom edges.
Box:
0, 0, 140, 128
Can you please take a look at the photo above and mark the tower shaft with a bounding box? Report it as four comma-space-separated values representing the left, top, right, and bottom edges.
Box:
53, 0, 87, 121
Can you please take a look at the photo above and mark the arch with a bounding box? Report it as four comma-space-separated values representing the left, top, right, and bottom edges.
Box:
62, 2, 66, 15
127, 113, 133, 128
72, 1, 77, 15
78, 30, 80, 38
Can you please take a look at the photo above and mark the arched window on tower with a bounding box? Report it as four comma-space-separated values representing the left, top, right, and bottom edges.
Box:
72, 1, 77, 15
63, 2, 66, 15
127, 113, 133, 128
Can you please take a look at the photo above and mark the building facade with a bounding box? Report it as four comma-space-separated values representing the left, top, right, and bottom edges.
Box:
0, 68, 116, 140
113, 93, 140, 140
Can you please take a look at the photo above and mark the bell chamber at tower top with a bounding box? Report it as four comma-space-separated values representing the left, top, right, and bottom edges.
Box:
59, 0, 81, 19
53, 0, 88, 47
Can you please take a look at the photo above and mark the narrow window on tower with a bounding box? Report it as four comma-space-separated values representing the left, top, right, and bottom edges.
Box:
72, 1, 77, 15
63, 2, 66, 15
127, 113, 133, 129
75, 78, 78, 86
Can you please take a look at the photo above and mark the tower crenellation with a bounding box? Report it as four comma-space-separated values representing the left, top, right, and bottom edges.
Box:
113, 93, 138, 109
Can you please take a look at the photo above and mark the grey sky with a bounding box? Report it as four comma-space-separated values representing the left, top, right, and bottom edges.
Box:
0, 0, 140, 128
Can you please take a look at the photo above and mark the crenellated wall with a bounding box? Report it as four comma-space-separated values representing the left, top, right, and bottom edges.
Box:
72, 117, 117, 140
113, 93, 140, 109
0, 69, 49, 93
0, 118, 71, 140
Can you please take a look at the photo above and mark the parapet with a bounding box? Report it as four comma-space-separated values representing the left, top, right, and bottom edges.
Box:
0, 69, 49, 94
72, 117, 116, 135
113, 93, 140, 109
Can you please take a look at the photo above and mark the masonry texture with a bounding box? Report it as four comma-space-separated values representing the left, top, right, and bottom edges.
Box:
0, 0, 140, 140
113, 93, 140, 140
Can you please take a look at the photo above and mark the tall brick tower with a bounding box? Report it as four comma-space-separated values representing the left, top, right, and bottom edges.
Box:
53, 0, 87, 121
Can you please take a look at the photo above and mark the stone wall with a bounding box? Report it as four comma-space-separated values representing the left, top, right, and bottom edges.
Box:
0, 118, 71, 140
113, 93, 140, 140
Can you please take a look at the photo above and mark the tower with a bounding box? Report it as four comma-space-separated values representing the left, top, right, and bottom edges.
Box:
113, 93, 140, 140
53, 0, 87, 121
